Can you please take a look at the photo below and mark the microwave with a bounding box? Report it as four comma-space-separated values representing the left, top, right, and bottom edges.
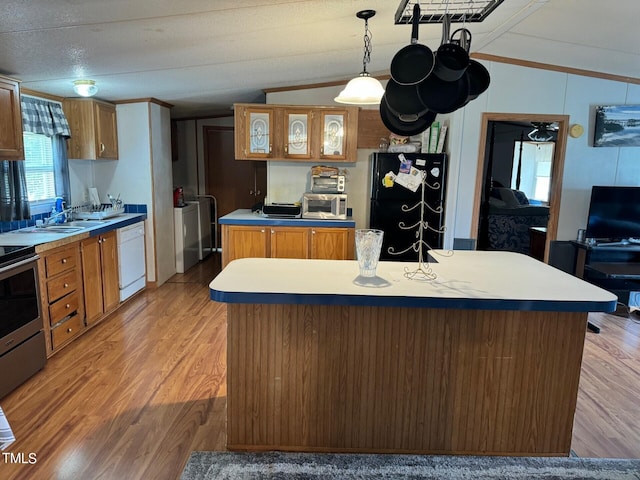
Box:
302, 193, 348, 220
311, 174, 345, 193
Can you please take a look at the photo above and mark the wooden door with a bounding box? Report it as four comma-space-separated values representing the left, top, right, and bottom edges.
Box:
204, 126, 267, 243
310, 227, 354, 260
100, 231, 120, 313
81, 236, 104, 325
222, 225, 269, 268
270, 227, 310, 259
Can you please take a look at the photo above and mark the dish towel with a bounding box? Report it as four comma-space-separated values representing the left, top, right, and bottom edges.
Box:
0, 406, 16, 450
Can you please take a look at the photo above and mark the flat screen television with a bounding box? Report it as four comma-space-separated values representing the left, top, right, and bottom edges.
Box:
585, 186, 640, 240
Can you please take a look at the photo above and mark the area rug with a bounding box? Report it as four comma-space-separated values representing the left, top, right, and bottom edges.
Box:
180, 451, 640, 479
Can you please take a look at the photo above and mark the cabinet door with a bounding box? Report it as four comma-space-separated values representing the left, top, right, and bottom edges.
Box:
320, 110, 347, 161
81, 236, 104, 326
100, 231, 120, 313
223, 225, 269, 267
235, 106, 274, 160
270, 227, 310, 259
310, 227, 354, 260
283, 108, 311, 159
0, 77, 24, 160
95, 102, 118, 159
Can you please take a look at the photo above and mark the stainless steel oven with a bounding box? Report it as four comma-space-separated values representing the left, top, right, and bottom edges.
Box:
0, 246, 46, 399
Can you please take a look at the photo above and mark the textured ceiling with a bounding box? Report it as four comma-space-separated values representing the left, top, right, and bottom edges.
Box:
1, 0, 638, 118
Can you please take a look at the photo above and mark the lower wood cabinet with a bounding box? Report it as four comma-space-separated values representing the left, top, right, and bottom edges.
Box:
81, 231, 120, 325
38, 243, 85, 355
222, 224, 354, 268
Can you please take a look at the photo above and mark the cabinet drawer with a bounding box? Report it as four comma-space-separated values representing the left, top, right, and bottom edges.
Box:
49, 291, 80, 326
51, 315, 84, 349
46, 270, 77, 302
45, 247, 77, 277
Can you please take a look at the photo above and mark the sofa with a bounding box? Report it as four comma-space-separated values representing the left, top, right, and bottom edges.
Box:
487, 187, 549, 255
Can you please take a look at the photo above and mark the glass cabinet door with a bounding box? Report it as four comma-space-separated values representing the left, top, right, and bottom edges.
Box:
247, 109, 272, 157
321, 111, 346, 160
284, 109, 310, 159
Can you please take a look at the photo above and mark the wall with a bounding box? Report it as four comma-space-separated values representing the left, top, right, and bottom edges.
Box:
172, 116, 234, 197
68, 100, 175, 286
175, 61, 640, 247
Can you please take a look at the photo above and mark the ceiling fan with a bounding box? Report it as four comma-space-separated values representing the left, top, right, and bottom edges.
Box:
528, 122, 558, 142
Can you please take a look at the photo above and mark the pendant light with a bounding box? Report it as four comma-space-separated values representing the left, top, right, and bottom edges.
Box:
335, 10, 385, 105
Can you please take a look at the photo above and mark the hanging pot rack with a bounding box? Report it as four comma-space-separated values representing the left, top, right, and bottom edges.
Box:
394, 0, 505, 25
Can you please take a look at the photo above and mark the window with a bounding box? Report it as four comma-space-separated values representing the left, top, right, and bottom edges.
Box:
23, 132, 56, 203
511, 141, 554, 204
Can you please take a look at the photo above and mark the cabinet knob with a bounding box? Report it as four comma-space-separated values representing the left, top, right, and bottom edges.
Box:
64, 283, 69, 288
102, 237, 106, 242
67, 327, 73, 333
284, 144, 288, 153
65, 303, 70, 309
62, 258, 67, 264
100, 143, 105, 153
312, 230, 316, 234
260, 229, 265, 233
271, 229, 275, 234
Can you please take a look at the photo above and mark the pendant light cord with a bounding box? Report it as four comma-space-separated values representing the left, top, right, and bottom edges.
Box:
362, 17, 372, 74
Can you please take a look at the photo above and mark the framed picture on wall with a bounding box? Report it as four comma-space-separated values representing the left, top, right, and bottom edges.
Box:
593, 105, 640, 147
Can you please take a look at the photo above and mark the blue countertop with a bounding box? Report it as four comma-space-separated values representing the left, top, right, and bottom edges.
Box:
0, 213, 147, 250
219, 209, 356, 228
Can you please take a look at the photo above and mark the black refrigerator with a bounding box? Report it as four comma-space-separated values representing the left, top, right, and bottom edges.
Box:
369, 152, 447, 261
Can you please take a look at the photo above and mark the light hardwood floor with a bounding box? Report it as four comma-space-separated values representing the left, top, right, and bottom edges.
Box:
1, 254, 639, 480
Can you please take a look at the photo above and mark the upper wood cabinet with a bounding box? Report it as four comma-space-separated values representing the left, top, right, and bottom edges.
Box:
0, 76, 24, 160
63, 98, 118, 160
234, 103, 358, 162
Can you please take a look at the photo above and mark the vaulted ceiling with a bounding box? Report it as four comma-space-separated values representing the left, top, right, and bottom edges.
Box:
2, 0, 638, 118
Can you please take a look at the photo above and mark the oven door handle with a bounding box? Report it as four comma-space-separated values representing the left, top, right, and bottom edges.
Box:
0, 255, 40, 274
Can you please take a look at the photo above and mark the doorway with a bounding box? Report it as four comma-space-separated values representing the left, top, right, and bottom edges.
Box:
471, 113, 569, 262
203, 126, 267, 247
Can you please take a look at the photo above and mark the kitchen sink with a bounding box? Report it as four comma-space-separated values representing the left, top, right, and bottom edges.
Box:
18, 219, 108, 234
65, 220, 107, 227
19, 225, 86, 233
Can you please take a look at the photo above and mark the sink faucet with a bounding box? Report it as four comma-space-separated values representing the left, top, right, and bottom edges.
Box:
43, 202, 73, 226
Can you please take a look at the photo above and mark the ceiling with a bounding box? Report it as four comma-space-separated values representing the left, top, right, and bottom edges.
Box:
2, 0, 638, 118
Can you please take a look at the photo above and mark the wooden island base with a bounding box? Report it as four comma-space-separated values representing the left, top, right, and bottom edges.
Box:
226, 303, 587, 456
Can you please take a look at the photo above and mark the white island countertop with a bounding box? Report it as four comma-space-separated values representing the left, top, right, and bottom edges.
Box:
210, 251, 618, 312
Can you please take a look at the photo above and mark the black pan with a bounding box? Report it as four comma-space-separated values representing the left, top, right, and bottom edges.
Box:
417, 71, 470, 114
384, 78, 429, 117
390, 3, 434, 86
466, 59, 490, 101
380, 94, 437, 137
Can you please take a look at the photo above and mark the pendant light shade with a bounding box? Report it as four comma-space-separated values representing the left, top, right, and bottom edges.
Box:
335, 10, 384, 105
335, 73, 385, 105
73, 79, 98, 97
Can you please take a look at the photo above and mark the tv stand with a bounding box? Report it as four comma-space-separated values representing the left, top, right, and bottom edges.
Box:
572, 241, 640, 328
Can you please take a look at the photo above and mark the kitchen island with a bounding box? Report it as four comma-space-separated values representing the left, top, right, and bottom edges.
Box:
220, 209, 356, 267
210, 251, 617, 456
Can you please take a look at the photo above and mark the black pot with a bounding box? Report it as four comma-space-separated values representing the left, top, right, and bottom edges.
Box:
417, 71, 470, 114
431, 17, 470, 82
379, 94, 436, 137
389, 4, 434, 86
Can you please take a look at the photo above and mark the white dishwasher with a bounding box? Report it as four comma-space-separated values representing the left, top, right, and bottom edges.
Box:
117, 221, 146, 302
